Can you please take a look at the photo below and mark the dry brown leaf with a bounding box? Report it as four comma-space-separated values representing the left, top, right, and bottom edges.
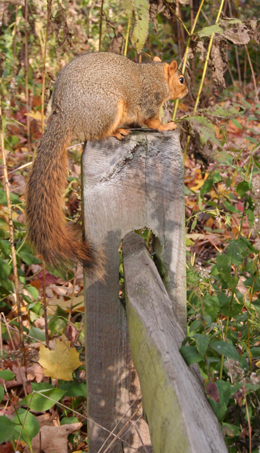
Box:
27, 363, 45, 383
23, 422, 82, 453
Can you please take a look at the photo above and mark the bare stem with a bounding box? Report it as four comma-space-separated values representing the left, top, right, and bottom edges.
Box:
41, 0, 52, 133
99, 0, 104, 52
24, 0, 30, 148
245, 45, 259, 103
124, 16, 131, 57
173, 0, 206, 120
42, 261, 49, 349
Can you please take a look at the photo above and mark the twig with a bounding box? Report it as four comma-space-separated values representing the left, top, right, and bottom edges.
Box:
97, 395, 142, 453
172, 0, 206, 120
167, 3, 190, 36
244, 381, 252, 453
24, 0, 30, 149
32, 390, 141, 451
12, 6, 18, 81
99, 0, 104, 52
130, 419, 149, 453
42, 261, 49, 349
41, 0, 52, 133
124, 16, 131, 57
0, 320, 3, 367
68, 264, 78, 324
101, 406, 142, 453
245, 45, 259, 102
0, 106, 26, 365
182, 0, 226, 161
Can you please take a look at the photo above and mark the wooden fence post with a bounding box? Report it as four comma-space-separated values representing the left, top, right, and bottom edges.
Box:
82, 130, 188, 451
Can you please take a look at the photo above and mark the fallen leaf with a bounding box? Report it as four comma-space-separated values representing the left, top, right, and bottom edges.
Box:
23, 422, 82, 453
38, 337, 82, 380
27, 364, 45, 383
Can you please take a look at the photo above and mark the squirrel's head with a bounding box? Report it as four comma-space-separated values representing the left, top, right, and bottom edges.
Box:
163, 60, 188, 100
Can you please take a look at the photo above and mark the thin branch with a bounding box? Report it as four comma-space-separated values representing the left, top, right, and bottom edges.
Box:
99, 0, 104, 52
42, 261, 49, 349
124, 16, 131, 57
172, 0, 206, 120
41, 0, 52, 133
24, 0, 30, 148
245, 44, 259, 103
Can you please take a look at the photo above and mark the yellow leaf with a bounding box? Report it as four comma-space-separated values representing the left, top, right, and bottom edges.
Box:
39, 337, 82, 381
26, 111, 46, 121
256, 360, 260, 368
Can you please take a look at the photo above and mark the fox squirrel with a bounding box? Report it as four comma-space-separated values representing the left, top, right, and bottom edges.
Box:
26, 52, 188, 274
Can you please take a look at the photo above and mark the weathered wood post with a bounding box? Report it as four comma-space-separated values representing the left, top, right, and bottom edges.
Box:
82, 130, 185, 452
82, 130, 227, 452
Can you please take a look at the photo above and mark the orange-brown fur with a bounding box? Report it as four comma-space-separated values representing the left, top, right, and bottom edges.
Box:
26, 52, 188, 272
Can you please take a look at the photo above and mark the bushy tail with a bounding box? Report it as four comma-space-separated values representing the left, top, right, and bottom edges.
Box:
26, 113, 99, 273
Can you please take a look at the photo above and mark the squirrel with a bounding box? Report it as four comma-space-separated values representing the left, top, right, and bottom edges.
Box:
26, 52, 188, 274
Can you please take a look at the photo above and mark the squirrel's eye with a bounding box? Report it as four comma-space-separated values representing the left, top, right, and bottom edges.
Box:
179, 77, 184, 84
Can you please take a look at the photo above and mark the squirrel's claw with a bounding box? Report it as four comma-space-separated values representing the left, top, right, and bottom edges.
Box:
111, 128, 130, 140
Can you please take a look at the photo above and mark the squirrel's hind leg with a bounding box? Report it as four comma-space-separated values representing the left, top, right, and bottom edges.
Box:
106, 100, 131, 140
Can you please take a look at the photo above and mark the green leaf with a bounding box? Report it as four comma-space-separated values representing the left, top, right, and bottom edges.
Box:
20, 388, 66, 412
186, 116, 223, 149
224, 201, 236, 213
211, 341, 240, 360
25, 285, 39, 300
216, 379, 232, 402
198, 24, 223, 37
205, 104, 241, 120
227, 241, 245, 265
0, 415, 16, 443
211, 171, 222, 183
0, 188, 21, 206
0, 384, 4, 402
121, 0, 134, 17
222, 422, 241, 437
180, 345, 202, 365
192, 334, 209, 357
231, 118, 242, 129
244, 276, 260, 293
208, 397, 227, 421
61, 416, 79, 425
236, 181, 250, 197
0, 370, 15, 381
29, 326, 46, 342
20, 251, 42, 264
58, 381, 87, 397
0, 239, 11, 256
12, 408, 40, 445
200, 178, 213, 197
0, 257, 12, 279
216, 255, 238, 291
251, 347, 260, 358
131, 0, 150, 53
202, 295, 220, 320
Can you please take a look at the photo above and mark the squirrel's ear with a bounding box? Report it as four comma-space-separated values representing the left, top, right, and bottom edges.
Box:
153, 56, 161, 62
169, 60, 178, 72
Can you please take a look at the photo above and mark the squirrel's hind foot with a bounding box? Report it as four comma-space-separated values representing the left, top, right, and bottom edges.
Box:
110, 128, 130, 140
